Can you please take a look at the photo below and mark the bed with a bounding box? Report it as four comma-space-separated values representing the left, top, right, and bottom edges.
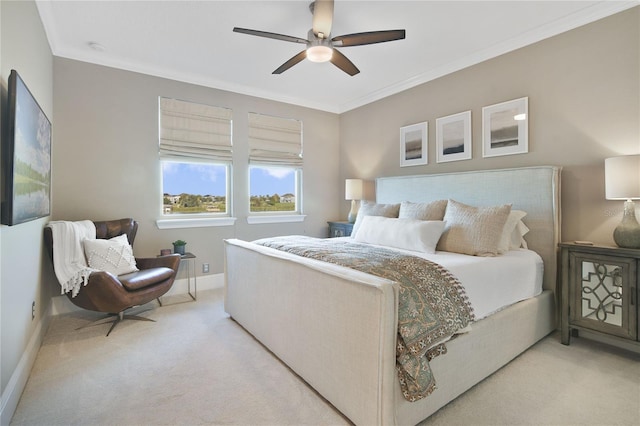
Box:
224, 166, 561, 425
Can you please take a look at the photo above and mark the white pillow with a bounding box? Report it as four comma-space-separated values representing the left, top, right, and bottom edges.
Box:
83, 234, 139, 276
511, 220, 530, 249
437, 199, 512, 257
351, 201, 400, 237
353, 216, 446, 254
498, 210, 527, 254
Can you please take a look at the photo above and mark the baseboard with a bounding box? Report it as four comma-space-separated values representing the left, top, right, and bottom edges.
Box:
162, 271, 224, 298
50, 273, 224, 315
0, 304, 52, 426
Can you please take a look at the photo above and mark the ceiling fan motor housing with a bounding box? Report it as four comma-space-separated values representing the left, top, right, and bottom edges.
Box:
306, 29, 333, 62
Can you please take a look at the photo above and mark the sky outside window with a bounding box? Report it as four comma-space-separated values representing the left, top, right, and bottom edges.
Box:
162, 162, 295, 196
250, 166, 295, 196
162, 162, 226, 195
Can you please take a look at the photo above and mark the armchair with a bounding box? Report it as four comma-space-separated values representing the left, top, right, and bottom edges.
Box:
44, 218, 181, 335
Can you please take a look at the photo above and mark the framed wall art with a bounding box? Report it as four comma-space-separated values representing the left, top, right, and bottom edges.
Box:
1, 70, 51, 226
436, 111, 471, 163
400, 122, 428, 167
482, 97, 528, 158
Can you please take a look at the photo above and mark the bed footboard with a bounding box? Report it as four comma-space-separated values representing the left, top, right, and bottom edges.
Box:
224, 238, 399, 425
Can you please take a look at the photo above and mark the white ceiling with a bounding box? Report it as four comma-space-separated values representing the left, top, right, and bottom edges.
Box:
36, 0, 637, 113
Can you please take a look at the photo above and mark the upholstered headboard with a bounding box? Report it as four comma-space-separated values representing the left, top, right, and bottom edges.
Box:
376, 166, 562, 292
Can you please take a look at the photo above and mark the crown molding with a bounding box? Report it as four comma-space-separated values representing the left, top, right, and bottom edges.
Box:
36, 1, 638, 115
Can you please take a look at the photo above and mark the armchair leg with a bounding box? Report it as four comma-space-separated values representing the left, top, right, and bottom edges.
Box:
105, 313, 123, 336
75, 310, 156, 336
106, 312, 156, 336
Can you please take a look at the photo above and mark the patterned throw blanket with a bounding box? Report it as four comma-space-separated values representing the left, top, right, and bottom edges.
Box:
254, 235, 475, 401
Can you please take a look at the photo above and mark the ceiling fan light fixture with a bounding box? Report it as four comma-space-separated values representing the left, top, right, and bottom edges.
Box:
234, 0, 405, 75
306, 45, 333, 62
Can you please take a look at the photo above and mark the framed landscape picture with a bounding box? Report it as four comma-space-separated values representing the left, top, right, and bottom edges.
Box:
1, 70, 51, 226
482, 97, 528, 158
400, 122, 428, 167
436, 111, 471, 163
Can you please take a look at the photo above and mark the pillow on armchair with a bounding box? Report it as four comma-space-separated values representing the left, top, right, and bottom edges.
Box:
84, 234, 139, 276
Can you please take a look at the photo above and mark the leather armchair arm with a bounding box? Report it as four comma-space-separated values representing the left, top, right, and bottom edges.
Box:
136, 254, 181, 272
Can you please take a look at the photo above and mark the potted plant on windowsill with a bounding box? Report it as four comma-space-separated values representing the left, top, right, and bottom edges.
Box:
172, 239, 187, 255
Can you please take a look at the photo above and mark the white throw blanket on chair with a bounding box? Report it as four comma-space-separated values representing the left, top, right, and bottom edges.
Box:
49, 220, 97, 297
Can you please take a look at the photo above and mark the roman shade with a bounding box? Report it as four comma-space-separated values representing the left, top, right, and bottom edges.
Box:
248, 112, 303, 167
159, 97, 232, 161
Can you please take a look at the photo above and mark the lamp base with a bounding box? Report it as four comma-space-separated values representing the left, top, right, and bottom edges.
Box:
347, 199, 359, 224
613, 200, 640, 249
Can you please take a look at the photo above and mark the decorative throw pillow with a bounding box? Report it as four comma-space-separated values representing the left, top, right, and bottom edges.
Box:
437, 199, 512, 257
354, 216, 446, 254
497, 210, 527, 254
83, 234, 138, 276
398, 200, 448, 221
351, 201, 400, 237
511, 220, 530, 249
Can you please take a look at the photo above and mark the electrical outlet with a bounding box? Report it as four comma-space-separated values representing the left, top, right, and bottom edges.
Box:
202, 263, 209, 273
32, 301, 35, 320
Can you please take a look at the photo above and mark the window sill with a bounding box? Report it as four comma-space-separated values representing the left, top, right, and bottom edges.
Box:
156, 217, 237, 229
247, 214, 307, 225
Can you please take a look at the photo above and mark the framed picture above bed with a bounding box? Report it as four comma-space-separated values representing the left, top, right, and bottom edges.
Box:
436, 111, 472, 163
400, 121, 428, 167
482, 97, 528, 158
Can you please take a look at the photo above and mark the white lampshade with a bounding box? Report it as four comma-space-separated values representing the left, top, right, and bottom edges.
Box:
345, 179, 364, 201
605, 155, 640, 200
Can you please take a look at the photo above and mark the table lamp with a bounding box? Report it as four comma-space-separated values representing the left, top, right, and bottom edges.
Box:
345, 179, 363, 223
605, 155, 640, 249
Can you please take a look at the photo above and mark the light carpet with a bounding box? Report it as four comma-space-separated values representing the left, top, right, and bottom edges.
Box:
10, 288, 640, 425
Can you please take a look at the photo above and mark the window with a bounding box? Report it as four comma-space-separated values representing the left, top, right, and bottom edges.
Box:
248, 112, 303, 215
162, 161, 228, 214
159, 97, 232, 220
250, 166, 299, 212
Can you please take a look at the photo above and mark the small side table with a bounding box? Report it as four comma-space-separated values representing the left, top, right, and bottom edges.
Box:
158, 252, 197, 305
180, 252, 197, 301
328, 221, 354, 238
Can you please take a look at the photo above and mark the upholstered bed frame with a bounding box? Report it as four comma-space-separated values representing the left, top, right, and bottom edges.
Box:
224, 166, 561, 425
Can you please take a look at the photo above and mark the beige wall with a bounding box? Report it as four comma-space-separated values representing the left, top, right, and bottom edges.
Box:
52, 58, 340, 275
340, 6, 639, 246
0, 0, 53, 421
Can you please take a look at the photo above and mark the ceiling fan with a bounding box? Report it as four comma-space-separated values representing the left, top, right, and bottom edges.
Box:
233, 0, 406, 76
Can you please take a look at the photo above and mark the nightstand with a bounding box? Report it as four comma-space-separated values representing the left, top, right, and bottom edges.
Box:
559, 242, 639, 352
327, 221, 354, 238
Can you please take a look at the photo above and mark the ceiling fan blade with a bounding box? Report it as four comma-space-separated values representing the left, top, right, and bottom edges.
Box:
312, 0, 334, 39
233, 27, 308, 45
332, 29, 406, 47
330, 49, 359, 76
273, 50, 308, 74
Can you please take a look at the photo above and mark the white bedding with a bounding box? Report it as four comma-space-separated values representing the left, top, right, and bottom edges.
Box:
420, 248, 543, 319
333, 237, 544, 320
